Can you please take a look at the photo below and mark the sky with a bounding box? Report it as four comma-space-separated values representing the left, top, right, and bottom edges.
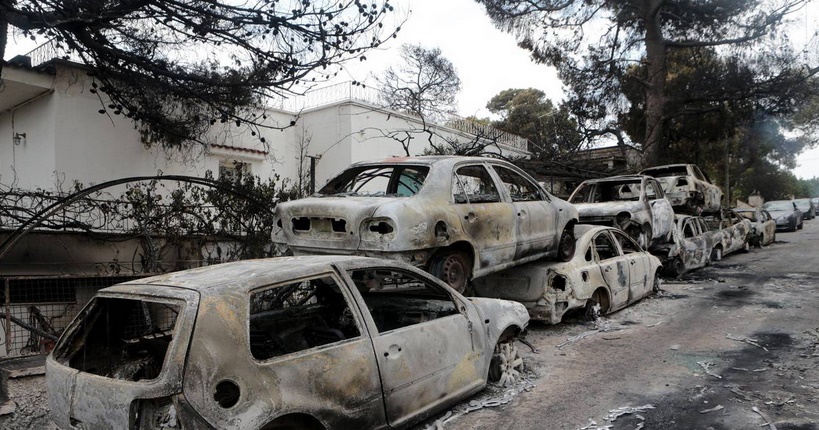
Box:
3, 0, 817, 179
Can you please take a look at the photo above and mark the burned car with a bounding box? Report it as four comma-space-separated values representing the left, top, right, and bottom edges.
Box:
654, 215, 715, 277
763, 200, 803, 231
734, 207, 776, 247
639, 164, 723, 214
794, 198, 816, 220
472, 225, 662, 324
703, 209, 751, 260
47, 256, 529, 430
568, 175, 674, 249
273, 156, 579, 292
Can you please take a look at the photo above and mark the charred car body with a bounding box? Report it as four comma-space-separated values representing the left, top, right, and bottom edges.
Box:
568, 175, 674, 249
654, 215, 715, 277
734, 207, 776, 247
763, 200, 803, 232
273, 156, 579, 292
703, 209, 751, 261
472, 225, 661, 324
47, 256, 529, 430
639, 164, 723, 214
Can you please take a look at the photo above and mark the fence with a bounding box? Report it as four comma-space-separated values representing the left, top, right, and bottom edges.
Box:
0, 275, 149, 358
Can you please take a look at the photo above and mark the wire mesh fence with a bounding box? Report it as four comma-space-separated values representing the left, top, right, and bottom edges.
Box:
0, 275, 149, 357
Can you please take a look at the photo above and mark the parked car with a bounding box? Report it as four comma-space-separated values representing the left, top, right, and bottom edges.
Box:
702, 209, 752, 260
793, 198, 816, 220
639, 164, 723, 214
568, 175, 674, 249
763, 200, 803, 231
653, 215, 715, 277
812, 197, 819, 216
472, 225, 662, 324
272, 156, 579, 292
47, 256, 529, 430
734, 207, 776, 247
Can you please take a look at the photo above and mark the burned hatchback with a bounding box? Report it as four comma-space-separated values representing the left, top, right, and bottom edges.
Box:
47, 256, 529, 430
273, 156, 579, 292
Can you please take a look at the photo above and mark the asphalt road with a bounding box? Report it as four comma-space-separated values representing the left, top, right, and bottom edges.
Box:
432, 217, 819, 430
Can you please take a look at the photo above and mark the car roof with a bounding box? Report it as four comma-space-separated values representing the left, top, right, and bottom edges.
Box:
105, 256, 386, 296
640, 164, 689, 171
580, 174, 650, 183
348, 155, 504, 168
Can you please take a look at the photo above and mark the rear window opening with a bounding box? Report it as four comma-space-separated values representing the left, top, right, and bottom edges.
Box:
53, 297, 181, 381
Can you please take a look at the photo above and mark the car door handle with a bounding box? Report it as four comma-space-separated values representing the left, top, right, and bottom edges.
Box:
630, 260, 635, 265
604, 267, 611, 272
384, 344, 403, 358
464, 212, 477, 222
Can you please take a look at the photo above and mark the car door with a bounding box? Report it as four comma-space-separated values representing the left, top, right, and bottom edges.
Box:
592, 230, 629, 309
490, 164, 557, 259
645, 178, 674, 240
762, 210, 776, 243
344, 266, 484, 428
451, 163, 517, 269
610, 229, 653, 302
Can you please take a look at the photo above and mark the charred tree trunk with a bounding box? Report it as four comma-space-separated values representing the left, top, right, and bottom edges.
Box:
641, 0, 667, 168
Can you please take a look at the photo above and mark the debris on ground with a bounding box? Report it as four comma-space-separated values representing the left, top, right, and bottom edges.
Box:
726, 334, 769, 351
697, 361, 722, 379
752, 406, 777, 430
420, 375, 536, 430
699, 404, 724, 413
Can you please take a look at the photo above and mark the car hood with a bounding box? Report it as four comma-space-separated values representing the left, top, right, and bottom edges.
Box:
766, 210, 792, 219
574, 201, 644, 217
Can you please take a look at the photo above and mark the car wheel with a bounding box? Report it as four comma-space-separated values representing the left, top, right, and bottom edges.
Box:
666, 257, 685, 278
789, 219, 797, 232
557, 225, 576, 262
711, 246, 723, 262
638, 224, 653, 249
652, 271, 662, 294
798, 219, 804, 229
488, 339, 523, 387
742, 241, 750, 252
429, 250, 471, 293
584, 288, 609, 321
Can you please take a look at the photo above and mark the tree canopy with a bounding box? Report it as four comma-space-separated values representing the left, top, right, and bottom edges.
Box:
1, 0, 399, 149
476, 0, 816, 167
486, 88, 581, 160
376, 43, 461, 123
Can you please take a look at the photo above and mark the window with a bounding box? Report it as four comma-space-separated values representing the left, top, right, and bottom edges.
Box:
593, 233, 619, 260
452, 165, 501, 204
348, 268, 460, 333
248, 275, 361, 360
493, 166, 544, 202
219, 160, 251, 182
319, 166, 429, 197
645, 181, 657, 199
612, 230, 641, 253
683, 221, 697, 238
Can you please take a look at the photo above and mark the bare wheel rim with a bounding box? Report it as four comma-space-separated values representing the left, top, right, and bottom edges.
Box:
489, 341, 523, 387
441, 253, 468, 292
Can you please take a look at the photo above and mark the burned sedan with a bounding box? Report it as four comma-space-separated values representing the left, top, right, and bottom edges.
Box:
568, 175, 674, 249
639, 164, 723, 214
472, 225, 662, 324
703, 209, 751, 260
47, 256, 529, 430
654, 215, 715, 277
273, 156, 579, 292
735, 207, 776, 247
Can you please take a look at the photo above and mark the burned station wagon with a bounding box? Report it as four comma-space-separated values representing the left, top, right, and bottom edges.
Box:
568, 175, 674, 249
273, 156, 579, 292
735, 207, 776, 247
472, 225, 662, 324
47, 256, 529, 430
639, 164, 723, 214
655, 215, 715, 277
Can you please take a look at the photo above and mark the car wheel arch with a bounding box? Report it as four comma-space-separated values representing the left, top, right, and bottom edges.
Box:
260, 413, 328, 430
